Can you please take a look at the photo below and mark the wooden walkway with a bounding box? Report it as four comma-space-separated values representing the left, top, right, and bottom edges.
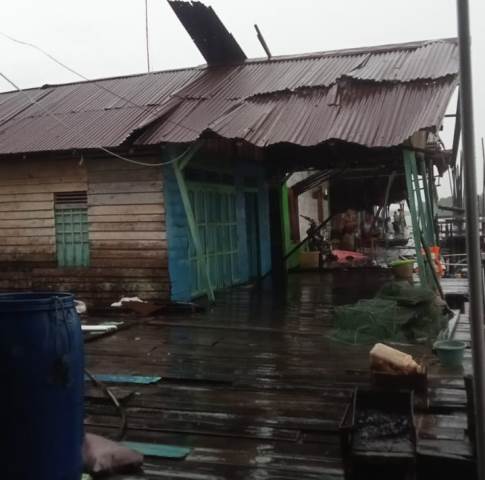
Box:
84, 271, 475, 479
441, 277, 469, 297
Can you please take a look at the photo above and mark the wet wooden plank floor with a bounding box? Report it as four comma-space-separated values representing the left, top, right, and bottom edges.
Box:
84, 271, 474, 479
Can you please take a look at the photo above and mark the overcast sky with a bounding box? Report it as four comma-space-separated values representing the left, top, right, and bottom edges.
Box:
1, 0, 484, 195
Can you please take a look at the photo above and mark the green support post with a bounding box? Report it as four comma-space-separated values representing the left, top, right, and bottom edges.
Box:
403, 149, 429, 286
409, 158, 432, 246
419, 157, 436, 245
172, 144, 216, 303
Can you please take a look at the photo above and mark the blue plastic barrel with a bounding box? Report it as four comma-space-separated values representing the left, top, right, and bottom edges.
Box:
0, 292, 84, 479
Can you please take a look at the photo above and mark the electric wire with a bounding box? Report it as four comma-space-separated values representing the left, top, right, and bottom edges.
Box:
0, 71, 197, 167
145, 0, 151, 73
0, 30, 202, 136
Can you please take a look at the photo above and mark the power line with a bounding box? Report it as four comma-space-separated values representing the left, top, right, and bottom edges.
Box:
0, 30, 201, 136
0, 71, 196, 168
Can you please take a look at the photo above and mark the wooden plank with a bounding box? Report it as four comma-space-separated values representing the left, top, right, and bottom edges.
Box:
35, 281, 167, 293
90, 258, 168, 268
0, 210, 54, 220
0, 219, 55, 228
90, 240, 166, 250
89, 214, 165, 223
89, 222, 163, 232
0, 162, 86, 180
88, 169, 162, 184
33, 267, 168, 278
0, 255, 54, 264
87, 158, 161, 173
0, 248, 56, 255
0, 182, 87, 194
90, 231, 166, 241
90, 249, 168, 260
0, 279, 32, 289
88, 193, 164, 206
89, 205, 165, 216
0, 192, 53, 202
0, 227, 54, 237
0, 201, 53, 212
0, 238, 55, 247
89, 181, 162, 195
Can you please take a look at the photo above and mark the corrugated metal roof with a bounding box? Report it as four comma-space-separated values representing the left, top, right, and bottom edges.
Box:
0, 37, 459, 154
136, 78, 457, 148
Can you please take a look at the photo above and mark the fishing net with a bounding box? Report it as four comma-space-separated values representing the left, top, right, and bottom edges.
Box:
331, 282, 449, 345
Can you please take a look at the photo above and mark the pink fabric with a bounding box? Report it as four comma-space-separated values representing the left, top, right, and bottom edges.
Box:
332, 249, 368, 263
83, 433, 143, 475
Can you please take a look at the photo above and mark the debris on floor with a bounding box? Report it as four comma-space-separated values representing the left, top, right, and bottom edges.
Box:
370, 343, 423, 375
111, 297, 146, 308
76, 300, 87, 315
82, 324, 118, 333
83, 433, 143, 476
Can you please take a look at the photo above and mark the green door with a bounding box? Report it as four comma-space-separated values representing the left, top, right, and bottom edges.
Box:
188, 183, 239, 296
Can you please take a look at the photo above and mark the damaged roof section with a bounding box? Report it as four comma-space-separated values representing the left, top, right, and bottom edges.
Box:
168, 0, 247, 66
0, 37, 459, 155
137, 38, 459, 148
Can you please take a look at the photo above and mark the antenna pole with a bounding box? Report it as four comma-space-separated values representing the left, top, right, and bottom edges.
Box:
254, 24, 272, 59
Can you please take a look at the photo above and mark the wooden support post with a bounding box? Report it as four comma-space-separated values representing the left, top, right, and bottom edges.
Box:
451, 94, 461, 167
268, 179, 287, 291
172, 145, 215, 303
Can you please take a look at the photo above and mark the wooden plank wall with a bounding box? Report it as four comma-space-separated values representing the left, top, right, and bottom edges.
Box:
0, 156, 170, 306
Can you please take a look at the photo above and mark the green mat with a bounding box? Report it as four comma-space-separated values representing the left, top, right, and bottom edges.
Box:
85, 374, 162, 384
122, 441, 192, 459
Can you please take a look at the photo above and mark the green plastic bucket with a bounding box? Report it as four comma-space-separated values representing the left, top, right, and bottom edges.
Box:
433, 340, 466, 368
389, 259, 414, 281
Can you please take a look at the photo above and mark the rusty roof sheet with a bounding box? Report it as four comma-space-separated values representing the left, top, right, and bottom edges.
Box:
0, 37, 459, 154
168, 0, 247, 66
135, 78, 457, 148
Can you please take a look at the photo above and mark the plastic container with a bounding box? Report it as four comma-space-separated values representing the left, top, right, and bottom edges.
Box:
433, 340, 466, 368
299, 251, 320, 269
0, 292, 84, 479
390, 259, 414, 281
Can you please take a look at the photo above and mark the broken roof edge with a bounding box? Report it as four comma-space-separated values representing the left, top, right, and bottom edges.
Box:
241, 75, 460, 102
158, 127, 440, 153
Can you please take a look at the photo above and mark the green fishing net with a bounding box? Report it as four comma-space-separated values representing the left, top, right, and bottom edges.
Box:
331, 282, 449, 345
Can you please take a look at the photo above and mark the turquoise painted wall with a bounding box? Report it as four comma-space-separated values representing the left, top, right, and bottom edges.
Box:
163, 162, 271, 301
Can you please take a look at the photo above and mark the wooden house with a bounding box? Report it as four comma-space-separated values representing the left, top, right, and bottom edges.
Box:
0, 35, 459, 305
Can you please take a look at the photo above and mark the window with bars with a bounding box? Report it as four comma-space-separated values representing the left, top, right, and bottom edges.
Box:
54, 191, 90, 267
